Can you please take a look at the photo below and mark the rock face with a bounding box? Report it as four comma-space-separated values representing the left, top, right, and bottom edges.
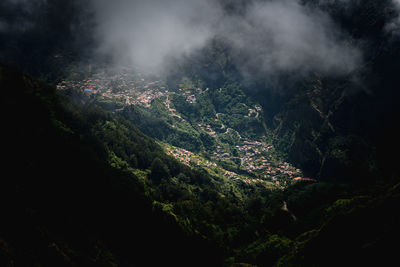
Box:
263, 0, 400, 182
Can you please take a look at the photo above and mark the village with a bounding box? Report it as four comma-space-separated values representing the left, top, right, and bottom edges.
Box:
57, 69, 310, 188
192, 117, 305, 185
57, 69, 170, 108
237, 140, 302, 179
164, 136, 307, 188
56, 69, 210, 114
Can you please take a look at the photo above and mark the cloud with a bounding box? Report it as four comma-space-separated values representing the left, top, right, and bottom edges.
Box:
386, 0, 400, 34
218, 0, 361, 78
0, 20, 6, 33
0, 0, 48, 33
89, 0, 362, 76
91, 0, 222, 73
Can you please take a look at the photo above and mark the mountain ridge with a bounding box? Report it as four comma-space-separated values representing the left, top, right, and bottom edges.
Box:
2, 0, 400, 266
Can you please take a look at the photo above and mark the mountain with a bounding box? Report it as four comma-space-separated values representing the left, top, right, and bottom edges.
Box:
168, 0, 400, 184
2, 60, 400, 266
0, 66, 223, 266
2, 0, 400, 266
269, 0, 400, 183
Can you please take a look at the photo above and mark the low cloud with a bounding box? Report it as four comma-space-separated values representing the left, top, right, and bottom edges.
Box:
84, 0, 363, 77
92, 0, 221, 73
386, 0, 400, 34
218, 0, 361, 79
0, 0, 47, 33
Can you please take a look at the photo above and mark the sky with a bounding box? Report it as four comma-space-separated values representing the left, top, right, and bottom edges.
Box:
90, 0, 362, 77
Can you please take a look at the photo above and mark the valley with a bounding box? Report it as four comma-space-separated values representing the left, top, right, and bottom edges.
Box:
3, 0, 400, 266
57, 66, 308, 189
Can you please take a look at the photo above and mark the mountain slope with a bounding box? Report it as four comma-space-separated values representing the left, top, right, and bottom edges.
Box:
167, 0, 400, 184
0, 66, 223, 266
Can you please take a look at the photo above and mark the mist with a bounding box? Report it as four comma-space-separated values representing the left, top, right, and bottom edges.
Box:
386, 0, 400, 34
218, 0, 361, 79
91, 0, 362, 77
92, 0, 222, 73
0, 0, 47, 33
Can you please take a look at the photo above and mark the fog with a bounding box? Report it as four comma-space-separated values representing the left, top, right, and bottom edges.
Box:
0, 0, 47, 33
92, 0, 222, 73
387, 0, 400, 34
218, 0, 361, 78
5, 0, 400, 80
91, 0, 362, 77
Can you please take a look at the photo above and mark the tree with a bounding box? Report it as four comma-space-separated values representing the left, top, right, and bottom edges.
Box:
150, 157, 170, 183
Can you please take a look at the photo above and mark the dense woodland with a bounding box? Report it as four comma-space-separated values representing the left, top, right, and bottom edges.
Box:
1, 0, 400, 266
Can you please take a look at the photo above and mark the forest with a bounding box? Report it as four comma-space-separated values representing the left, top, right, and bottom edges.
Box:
1, 0, 400, 266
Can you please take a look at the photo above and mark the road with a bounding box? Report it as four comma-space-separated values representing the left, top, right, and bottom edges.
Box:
282, 201, 297, 221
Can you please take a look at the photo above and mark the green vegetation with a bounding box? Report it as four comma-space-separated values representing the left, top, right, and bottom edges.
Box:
3, 65, 400, 266
2, 1, 400, 265
1, 66, 223, 266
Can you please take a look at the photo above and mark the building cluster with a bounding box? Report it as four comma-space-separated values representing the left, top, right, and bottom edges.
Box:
234, 140, 304, 185
166, 147, 194, 166
244, 105, 262, 118
247, 108, 257, 117
224, 170, 238, 178
237, 141, 273, 171
166, 146, 218, 170
193, 121, 305, 185
265, 163, 302, 181
166, 145, 270, 186
131, 89, 168, 108
56, 70, 170, 109
213, 145, 230, 159
197, 123, 217, 136
183, 90, 197, 104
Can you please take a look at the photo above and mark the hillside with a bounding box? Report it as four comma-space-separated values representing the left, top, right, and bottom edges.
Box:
2, 61, 400, 266
2, 0, 400, 266
0, 65, 321, 266
166, 0, 400, 184
0, 66, 223, 266
57, 65, 310, 188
